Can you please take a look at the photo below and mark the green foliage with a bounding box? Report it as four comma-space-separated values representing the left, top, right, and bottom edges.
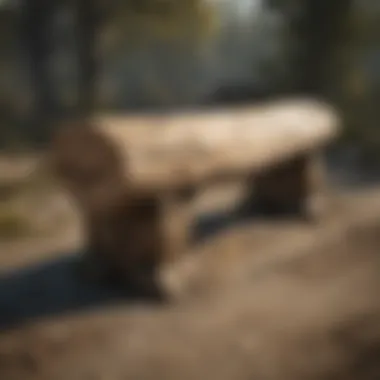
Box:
102, 0, 220, 48
333, 1, 380, 159
0, 163, 57, 240
0, 202, 31, 240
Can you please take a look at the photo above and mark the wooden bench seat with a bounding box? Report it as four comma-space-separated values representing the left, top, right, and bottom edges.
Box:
50, 98, 340, 295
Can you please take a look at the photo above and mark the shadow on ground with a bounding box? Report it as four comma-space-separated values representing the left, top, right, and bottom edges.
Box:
2, 171, 379, 332
0, 254, 132, 330
0, 207, 258, 330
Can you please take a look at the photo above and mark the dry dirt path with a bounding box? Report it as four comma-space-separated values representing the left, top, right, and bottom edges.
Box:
0, 186, 380, 380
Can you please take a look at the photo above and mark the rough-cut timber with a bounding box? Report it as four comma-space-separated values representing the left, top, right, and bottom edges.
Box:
98, 99, 338, 191
52, 99, 339, 195
50, 98, 339, 293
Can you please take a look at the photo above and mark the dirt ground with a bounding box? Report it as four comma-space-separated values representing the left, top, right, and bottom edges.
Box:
1, 154, 380, 380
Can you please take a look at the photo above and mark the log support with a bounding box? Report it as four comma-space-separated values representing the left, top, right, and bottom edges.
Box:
75, 188, 195, 297
159, 188, 195, 264
244, 152, 327, 221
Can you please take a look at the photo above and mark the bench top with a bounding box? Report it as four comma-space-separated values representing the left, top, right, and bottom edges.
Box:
53, 98, 340, 193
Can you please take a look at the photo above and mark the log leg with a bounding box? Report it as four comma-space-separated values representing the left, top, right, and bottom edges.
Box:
76, 190, 194, 300
159, 188, 195, 265
77, 194, 190, 300
244, 153, 327, 222
77, 217, 113, 283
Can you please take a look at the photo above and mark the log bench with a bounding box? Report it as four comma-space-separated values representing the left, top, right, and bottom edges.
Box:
50, 98, 340, 295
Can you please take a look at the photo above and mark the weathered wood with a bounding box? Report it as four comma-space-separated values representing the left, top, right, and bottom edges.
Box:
50, 98, 339, 292
243, 152, 328, 221
52, 99, 339, 199
51, 96, 339, 227
77, 191, 183, 297
159, 190, 195, 264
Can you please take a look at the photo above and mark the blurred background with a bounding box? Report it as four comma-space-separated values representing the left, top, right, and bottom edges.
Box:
0, 0, 379, 244
0, 0, 378, 159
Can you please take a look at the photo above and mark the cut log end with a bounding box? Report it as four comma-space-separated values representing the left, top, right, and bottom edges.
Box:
50, 121, 129, 214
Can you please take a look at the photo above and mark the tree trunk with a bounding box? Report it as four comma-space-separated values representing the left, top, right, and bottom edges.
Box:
293, 0, 354, 95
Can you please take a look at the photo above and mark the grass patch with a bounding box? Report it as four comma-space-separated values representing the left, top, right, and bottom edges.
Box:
0, 204, 32, 240
0, 158, 57, 241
